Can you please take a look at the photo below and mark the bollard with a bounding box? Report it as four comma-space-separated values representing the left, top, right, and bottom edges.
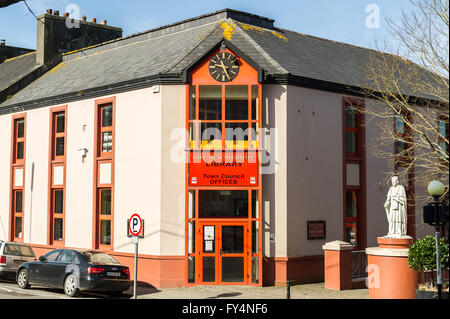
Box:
286, 280, 291, 299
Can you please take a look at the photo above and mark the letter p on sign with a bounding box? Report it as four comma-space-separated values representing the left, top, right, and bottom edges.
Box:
129, 213, 143, 237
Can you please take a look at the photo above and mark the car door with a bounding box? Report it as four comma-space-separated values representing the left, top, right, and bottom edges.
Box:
33, 250, 62, 286
53, 250, 77, 287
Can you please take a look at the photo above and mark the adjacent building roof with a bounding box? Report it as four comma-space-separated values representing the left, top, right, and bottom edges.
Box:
0, 52, 39, 91
0, 8, 443, 114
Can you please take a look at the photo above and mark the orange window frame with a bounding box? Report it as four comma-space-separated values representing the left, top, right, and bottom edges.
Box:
10, 114, 26, 242
48, 106, 67, 246
93, 98, 115, 250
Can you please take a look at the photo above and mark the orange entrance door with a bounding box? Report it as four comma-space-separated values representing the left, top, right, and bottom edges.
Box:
197, 221, 249, 285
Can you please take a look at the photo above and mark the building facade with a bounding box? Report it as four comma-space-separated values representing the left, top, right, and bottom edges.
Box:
0, 9, 442, 288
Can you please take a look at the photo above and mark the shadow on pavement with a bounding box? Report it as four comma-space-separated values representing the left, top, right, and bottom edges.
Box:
121, 281, 161, 298
206, 292, 242, 299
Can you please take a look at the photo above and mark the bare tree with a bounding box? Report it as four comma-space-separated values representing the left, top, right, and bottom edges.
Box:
358, 0, 449, 204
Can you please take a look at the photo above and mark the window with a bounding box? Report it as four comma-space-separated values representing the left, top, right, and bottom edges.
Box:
57, 250, 76, 263
11, 115, 26, 242
393, 110, 412, 165
49, 108, 67, 245
344, 105, 359, 156
82, 252, 119, 264
99, 104, 113, 155
199, 190, 248, 218
189, 85, 260, 150
95, 100, 115, 249
14, 119, 25, 162
343, 98, 365, 250
44, 250, 62, 262
52, 189, 64, 242
52, 112, 65, 159
438, 118, 449, 158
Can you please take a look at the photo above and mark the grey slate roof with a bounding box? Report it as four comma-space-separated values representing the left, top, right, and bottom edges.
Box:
0, 51, 39, 92
0, 9, 444, 112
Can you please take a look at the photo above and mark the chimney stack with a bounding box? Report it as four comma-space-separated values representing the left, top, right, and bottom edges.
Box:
36, 9, 122, 66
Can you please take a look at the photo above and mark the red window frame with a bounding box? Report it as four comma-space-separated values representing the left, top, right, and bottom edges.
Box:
342, 98, 366, 250
93, 98, 115, 250
47, 106, 67, 246
10, 114, 26, 242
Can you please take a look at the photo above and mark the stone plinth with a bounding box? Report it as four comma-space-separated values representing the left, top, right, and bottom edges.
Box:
322, 241, 353, 290
366, 236, 417, 299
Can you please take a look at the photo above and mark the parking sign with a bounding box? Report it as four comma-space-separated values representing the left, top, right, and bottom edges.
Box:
128, 213, 143, 237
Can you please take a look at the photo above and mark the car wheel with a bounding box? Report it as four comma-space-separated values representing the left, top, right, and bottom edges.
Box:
17, 269, 30, 289
64, 274, 80, 297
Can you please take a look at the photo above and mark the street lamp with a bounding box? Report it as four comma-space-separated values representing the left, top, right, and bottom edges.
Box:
427, 180, 445, 299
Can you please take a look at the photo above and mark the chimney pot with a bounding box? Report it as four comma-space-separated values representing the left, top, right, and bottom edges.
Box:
91, 18, 97, 23
46, 9, 52, 14
53, 10, 59, 16
81, 15, 87, 21
63, 12, 69, 18
0, 39, 5, 47
101, 20, 107, 25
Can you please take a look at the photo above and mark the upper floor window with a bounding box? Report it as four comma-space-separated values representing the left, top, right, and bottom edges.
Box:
393, 111, 412, 162
438, 118, 449, 158
99, 104, 113, 155
189, 84, 259, 150
14, 118, 25, 163
344, 104, 361, 156
52, 112, 66, 160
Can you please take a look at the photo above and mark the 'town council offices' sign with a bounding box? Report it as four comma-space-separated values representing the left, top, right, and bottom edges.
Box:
189, 152, 258, 187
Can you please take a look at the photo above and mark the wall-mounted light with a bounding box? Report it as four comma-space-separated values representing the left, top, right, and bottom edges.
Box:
78, 148, 88, 162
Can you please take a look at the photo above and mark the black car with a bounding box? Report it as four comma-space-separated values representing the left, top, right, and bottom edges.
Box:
16, 249, 130, 297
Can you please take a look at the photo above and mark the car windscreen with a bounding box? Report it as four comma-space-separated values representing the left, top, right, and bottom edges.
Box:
82, 252, 120, 265
4, 244, 35, 257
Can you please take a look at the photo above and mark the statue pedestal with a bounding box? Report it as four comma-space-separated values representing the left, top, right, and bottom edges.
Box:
366, 236, 417, 299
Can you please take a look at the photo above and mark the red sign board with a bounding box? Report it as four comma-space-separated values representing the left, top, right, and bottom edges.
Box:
189, 152, 258, 186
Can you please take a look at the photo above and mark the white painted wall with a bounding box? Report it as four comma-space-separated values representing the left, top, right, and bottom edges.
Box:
0, 114, 11, 241
286, 86, 343, 256
23, 107, 50, 245
262, 84, 288, 258
114, 87, 162, 255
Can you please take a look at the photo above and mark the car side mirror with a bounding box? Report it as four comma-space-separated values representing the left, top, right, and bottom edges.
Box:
39, 256, 46, 262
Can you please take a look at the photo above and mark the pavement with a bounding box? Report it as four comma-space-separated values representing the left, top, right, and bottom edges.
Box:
127, 282, 369, 299
0, 276, 369, 299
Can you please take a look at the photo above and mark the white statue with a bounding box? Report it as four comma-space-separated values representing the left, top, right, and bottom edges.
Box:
383, 175, 408, 237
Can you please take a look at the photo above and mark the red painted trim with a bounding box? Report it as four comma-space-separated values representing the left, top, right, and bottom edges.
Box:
93, 97, 116, 250
342, 97, 367, 250
9, 113, 27, 242
47, 105, 68, 246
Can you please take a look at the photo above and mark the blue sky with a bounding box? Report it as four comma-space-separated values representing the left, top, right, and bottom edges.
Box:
0, 0, 414, 51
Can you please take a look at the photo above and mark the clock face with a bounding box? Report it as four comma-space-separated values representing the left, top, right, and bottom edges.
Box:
208, 52, 240, 82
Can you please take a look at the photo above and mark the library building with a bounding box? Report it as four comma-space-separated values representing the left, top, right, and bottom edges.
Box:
0, 9, 440, 287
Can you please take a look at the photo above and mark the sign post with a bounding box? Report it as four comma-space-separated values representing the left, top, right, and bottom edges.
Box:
128, 213, 143, 300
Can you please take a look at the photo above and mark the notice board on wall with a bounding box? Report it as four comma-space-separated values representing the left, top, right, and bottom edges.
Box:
307, 220, 326, 240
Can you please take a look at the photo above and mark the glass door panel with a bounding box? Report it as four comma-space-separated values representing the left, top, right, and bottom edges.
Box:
220, 224, 247, 284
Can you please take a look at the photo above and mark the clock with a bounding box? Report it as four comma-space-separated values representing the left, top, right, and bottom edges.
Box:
208, 52, 240, 82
